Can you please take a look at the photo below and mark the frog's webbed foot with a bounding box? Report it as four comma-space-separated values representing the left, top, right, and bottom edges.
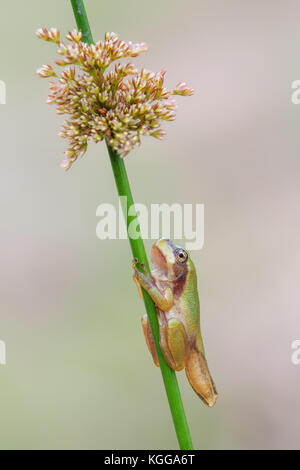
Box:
132, 258, 173, 312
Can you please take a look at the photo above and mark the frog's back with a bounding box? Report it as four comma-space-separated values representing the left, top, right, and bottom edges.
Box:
181, 261, 200, 334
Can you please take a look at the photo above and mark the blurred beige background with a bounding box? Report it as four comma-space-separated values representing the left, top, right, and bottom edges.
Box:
0, 0, 300, 449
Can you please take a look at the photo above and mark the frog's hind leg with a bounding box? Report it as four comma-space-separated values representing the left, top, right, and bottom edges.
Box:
141, 314, 159, 367
185, 346, 218, 407
142, 314, 189, 372
159, 317, 189, 372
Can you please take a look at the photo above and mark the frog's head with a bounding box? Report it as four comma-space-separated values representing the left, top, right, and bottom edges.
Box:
151, 238, 194, 281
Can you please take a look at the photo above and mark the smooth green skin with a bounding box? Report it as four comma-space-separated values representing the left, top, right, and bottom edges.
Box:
134, 239, 217, 407
135, 239, 204, 366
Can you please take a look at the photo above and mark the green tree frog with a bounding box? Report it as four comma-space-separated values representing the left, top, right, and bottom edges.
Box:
133, 238, 217, 407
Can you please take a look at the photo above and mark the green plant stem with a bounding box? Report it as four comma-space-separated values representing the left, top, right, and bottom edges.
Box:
70, 0, 193, 450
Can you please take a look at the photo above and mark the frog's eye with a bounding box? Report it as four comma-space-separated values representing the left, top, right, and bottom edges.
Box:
175, 248, 188, 264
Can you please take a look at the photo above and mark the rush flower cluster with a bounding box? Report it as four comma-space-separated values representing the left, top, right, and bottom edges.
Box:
36, 28, 193, 170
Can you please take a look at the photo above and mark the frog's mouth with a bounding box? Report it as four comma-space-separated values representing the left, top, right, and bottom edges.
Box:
151, 246, 168, 280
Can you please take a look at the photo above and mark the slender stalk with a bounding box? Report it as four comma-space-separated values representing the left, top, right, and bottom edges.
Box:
70, 0, 193, 450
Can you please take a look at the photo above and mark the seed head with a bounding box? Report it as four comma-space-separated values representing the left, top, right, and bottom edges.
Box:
36, 28, 193, 170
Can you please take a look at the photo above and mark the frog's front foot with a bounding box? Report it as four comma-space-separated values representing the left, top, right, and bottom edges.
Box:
132, 258, 152, 287
132, 258, 152, 300
132, 258, 173, 312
